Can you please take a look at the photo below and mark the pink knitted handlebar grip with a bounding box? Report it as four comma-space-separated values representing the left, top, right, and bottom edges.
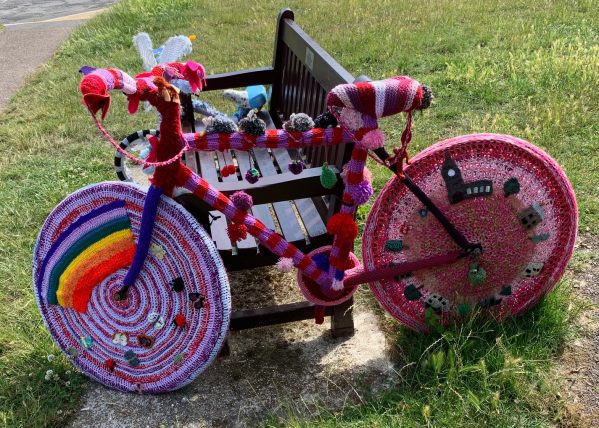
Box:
326, 76, 424, 119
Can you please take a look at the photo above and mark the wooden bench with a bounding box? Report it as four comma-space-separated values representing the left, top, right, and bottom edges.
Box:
177, 8, 358, 338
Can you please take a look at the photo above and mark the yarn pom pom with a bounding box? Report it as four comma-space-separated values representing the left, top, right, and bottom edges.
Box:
313, 111, 338, 129
203, 115, 238, 134
220, 164, 236, 177
419, 84, 433, 110
230, 191, 253, 210
288, 160, 305, 175
349, 180, 374, 205
359, 129, 385, 150
339, 108, 364, 131
283, 113, 314, 132
227, 223, 248, 242
239, 109, 266, 136
245, 168, 260, 184
320, 163, 337, 189
276, 257, 294, 273
326, 213, 358, 242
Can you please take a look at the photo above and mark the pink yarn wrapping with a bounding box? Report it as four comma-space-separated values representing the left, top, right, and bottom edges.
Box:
276, 257, 294, 273
358, 129, 385, 150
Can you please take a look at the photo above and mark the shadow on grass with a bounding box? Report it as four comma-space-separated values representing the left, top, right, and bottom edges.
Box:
277, 280, 582, 428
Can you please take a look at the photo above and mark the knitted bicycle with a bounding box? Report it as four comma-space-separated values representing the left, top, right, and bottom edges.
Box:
32, 62, 577, 393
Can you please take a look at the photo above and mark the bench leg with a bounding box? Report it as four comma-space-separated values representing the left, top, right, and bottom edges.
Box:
217, 337, 231, 359
331, 296, 355, 338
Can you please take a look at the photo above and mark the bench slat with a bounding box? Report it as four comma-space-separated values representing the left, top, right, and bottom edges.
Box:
215, 150, 257, 251
280, 19, 353, 92
252, 148, 305, 244
270, 148, 327, 239
233, 148, 277, 235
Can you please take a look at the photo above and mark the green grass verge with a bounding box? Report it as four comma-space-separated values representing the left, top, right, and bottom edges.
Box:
0, 0, 596, 426
278, 280, 581, 427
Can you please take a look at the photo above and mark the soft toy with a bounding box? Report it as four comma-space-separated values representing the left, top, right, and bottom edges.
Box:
223, 85, 268, 122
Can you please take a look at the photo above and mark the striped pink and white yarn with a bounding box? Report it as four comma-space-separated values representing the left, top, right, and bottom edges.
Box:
326, 76, 424, 122
33, 182, 230, 392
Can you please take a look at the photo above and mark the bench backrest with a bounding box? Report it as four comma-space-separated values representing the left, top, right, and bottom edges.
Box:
269, 9, 355, 171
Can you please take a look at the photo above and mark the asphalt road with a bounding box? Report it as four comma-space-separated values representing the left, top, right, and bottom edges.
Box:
0, 1, 119, 110
0, 0, 118, 24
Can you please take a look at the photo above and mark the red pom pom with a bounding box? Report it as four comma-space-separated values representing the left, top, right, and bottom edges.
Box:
174, 314, 186, 328
221, 164, 236, 177
326, 213, 358, 242
227, 223, 248, 242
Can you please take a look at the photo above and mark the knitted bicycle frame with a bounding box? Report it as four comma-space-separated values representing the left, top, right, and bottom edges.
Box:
79, 63, 576, 316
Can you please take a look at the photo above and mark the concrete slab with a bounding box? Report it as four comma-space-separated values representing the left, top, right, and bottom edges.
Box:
0, 0, 118, 25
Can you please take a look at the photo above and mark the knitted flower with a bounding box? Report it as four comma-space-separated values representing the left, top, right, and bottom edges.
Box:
348, 180, 374, 205
339, 108, 364, 131
276, 257, 294, 273
358, 129, 385, 150
230, 191, 253, 211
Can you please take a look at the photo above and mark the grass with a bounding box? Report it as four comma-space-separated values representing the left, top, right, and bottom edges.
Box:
279, 281, 581, 427
0, 0, 596, 426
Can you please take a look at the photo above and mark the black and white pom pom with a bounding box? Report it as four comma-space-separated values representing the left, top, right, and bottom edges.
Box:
204, 115, 238, 134
283, 113, 314, 132
239, 109, 267, 136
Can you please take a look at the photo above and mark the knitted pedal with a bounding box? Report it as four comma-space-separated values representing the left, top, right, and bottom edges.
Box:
33, 182, 230, 392
362, 134, 577, 332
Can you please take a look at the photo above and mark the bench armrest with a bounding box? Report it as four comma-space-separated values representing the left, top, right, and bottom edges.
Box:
203, 66, 275, 91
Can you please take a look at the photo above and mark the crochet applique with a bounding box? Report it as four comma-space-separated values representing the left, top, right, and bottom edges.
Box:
112, 332, 128, 347
170, 277, 185, 292
189, 292, 205, 309
441, 152, 492, 203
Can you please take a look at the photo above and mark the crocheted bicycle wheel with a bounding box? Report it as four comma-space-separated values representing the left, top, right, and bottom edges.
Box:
32, 182, 230, 392
363, 134, 577, 332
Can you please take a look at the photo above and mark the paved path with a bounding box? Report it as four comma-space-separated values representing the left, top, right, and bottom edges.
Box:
0, 1, 118, 110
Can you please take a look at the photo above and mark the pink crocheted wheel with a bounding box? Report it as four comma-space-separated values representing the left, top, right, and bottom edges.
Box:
363, 134, 577, 332
297, 246, 361, 306
32, 182, 230, 392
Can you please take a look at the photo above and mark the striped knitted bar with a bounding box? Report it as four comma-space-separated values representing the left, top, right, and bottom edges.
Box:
176, 165, 330, 287
186, 127, 352, 151
326, 76, 424, 120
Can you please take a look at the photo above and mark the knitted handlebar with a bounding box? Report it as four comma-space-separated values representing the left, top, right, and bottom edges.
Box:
326, 76, 430, 119
79, 67, 153, 119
